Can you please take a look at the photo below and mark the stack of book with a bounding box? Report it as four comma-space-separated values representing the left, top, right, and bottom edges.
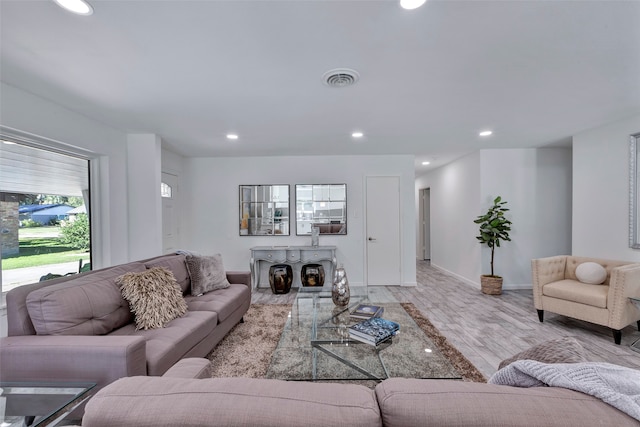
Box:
350, 303, 384, 320
348, 317, 400, 346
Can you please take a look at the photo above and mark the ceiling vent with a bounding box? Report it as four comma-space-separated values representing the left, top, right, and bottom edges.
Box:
322, 68, 360, 88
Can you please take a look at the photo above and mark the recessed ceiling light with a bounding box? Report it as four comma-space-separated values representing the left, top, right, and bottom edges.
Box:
1, 140, 16, 145
351, 132, 364, 138
422, 161, 430, 165
226, 134, 239, 140
400, 0, 427, 10
479, 130, 493, 137
53, 0, 94, 16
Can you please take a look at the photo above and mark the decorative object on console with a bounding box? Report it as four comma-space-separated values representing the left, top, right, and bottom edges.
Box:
575, 262, 607, 284
332, 265, 350, 306
117, 266, 188, 330
185, 254, 231, 296
474, 196, 512, 295
301, 263, 325, 287
269, 264, 293, 294
250, 246, 337, 289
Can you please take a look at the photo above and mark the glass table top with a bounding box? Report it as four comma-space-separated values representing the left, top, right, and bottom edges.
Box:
0, 382, 95, 427
266, 287, 462, 382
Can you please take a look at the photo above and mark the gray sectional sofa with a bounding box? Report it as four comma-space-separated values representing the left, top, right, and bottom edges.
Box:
82, 358, 640, 427
0, 254, 251, 399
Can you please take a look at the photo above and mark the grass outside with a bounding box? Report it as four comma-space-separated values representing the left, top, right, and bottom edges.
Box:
19, 226, 63, 239
2, 231, 90, 270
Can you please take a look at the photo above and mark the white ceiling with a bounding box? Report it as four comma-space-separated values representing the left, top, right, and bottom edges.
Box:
1, 0, 639, 174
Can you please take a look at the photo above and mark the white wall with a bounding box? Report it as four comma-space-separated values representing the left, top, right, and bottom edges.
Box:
480, 148, 572, 286
161, 148, 185, 249
162, 148, 184, 177
127, 134, 163, 260
0, 83, 190, 267
416, 147, 572, 289
573, 114, 640, 262
0, 82, 130, 267
181, 155, 417, 286
415, 152, 482, 285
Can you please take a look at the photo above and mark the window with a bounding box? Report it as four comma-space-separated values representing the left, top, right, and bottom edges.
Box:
0, 137, 92, 293
161, 182, 172, 198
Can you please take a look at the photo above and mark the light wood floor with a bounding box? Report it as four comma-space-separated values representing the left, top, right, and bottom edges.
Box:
251, 260, 640, 378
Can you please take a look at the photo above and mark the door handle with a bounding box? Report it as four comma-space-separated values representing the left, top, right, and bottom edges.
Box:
368, 237, 376, 241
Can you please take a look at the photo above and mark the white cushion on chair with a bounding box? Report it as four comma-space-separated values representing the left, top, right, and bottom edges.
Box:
575, 262, 607, 285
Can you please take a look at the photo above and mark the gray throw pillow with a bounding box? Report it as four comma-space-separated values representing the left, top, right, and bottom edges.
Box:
117, 267, 188, 330
498, 337, 588, 370
185, 254, 231, 296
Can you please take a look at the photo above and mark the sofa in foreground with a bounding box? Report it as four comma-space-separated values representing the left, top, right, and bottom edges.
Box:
532, 255, 640, 344
0, 253, 251, 400
82, 358, 640, 427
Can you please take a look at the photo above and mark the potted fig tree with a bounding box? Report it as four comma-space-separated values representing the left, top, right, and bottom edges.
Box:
474, 196, 512, 295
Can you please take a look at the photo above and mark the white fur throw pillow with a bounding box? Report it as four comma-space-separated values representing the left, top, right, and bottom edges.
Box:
117, 267, 188, 330
575, 262, 607, 285
185, 254, 231, 296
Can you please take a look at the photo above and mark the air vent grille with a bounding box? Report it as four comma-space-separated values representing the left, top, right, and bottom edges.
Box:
323, 68, 360, 88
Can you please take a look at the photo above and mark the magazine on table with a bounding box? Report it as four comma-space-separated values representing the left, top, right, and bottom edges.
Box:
350, 304, 384, 319
348, 317, 400, 346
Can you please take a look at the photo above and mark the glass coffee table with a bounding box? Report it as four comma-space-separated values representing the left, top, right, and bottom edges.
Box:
266, 287, 461, 382
0, 382, 95, 427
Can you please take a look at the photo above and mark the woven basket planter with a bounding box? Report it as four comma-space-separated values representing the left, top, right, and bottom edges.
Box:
480, 275, 503, 295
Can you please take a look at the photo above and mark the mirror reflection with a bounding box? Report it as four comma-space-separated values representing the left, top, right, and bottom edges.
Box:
296, 184, 347, 235
239, 185, 289, 236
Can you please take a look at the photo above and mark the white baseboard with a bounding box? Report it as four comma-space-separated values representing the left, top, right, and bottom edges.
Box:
503, 283, 533, 290
429, 264, 532, 291
430, 263, 480, 289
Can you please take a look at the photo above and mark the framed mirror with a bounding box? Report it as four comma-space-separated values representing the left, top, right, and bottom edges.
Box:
296, 184, 347, 235
630, 133, 640, 249
239, 185, 289, 236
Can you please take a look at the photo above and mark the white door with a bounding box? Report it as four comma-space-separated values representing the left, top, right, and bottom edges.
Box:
162, 172, 179, 254
366, 176, 401, 286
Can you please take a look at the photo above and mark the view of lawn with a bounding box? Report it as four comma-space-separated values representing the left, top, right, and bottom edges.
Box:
2, 227, 90, 270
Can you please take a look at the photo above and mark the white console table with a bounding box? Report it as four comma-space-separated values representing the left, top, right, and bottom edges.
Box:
250, 246, 337, 290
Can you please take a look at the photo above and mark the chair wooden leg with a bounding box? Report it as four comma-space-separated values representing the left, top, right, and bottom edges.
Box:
240, 317, 245, 323
637, 320, 640, 331
612, 329, 622, 345
537, 310, 544, 322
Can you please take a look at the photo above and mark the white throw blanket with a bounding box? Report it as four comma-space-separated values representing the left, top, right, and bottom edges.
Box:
489, 361, 640, 421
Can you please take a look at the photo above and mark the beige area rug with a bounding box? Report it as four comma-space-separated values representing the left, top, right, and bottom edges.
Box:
207, 303, 486, 382
400, 302, 486, 383
208, 304, 291, 378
